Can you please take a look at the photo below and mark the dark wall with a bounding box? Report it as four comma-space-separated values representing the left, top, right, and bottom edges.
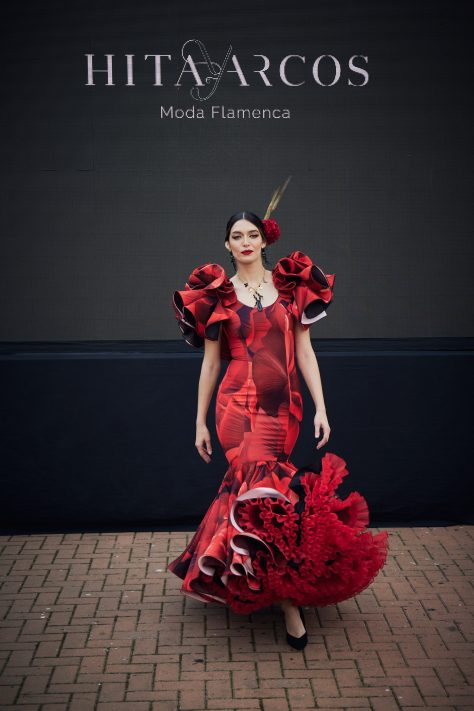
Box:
2, 339, 473, 532
1, 0, 473, 341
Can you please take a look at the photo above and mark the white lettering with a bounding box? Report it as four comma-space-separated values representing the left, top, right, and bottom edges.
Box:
85, 54, 115, 86
175, 54, 205, 86
280, 55, 305, 87
252, 55, 272, 86
312, 55, 341, 86
348, 55, 369, 86
144, 55, 172, 86
125, 55, 134, 86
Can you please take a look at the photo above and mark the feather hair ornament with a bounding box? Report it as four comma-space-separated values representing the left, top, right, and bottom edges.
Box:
262, 175, 292, 245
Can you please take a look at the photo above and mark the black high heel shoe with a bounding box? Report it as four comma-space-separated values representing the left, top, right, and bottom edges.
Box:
285, 606, 308, 650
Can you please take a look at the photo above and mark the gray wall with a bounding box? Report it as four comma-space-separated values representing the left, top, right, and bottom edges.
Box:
1, 0, 472, 340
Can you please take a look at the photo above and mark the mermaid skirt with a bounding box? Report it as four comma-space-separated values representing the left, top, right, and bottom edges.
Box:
168, 451, 389, 614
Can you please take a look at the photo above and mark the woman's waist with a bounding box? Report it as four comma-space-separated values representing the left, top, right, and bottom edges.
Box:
224, 356, 299, 381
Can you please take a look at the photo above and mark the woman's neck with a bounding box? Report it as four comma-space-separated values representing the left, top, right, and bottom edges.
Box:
234, 264, 268, 286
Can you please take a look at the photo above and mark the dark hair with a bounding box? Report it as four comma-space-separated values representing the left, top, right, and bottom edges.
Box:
225, 211, 266, 244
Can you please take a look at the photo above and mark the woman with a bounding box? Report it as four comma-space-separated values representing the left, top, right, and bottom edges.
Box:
168, 194, 388, 650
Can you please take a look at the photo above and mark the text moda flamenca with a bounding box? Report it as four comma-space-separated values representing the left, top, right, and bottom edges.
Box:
160, 105, 291, 119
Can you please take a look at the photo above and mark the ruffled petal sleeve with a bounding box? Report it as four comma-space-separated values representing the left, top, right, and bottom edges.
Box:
172, 263, 237, 359
272, 250, 335, 330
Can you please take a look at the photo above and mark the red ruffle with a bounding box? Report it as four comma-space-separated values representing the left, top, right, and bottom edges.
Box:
168, 453, 389, 614
272, 250, 335, 329
173, 263, 237, 361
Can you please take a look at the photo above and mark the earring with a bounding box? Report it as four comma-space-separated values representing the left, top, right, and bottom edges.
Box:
229, 251, 236, 269
261, 247, 270, 267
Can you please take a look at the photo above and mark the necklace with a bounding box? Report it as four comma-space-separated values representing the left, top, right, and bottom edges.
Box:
236, 268, 268, 312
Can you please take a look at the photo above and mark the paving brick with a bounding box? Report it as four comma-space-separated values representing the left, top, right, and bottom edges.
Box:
207, 700, 261, 709
0, 526, 473, 711
262, 699, 290, 711
287, 685, 316, 706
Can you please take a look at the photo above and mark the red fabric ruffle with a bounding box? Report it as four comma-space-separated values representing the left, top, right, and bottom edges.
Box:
172, 263, 237, 361
168, 452, 389, 614
272, 250, 335, 329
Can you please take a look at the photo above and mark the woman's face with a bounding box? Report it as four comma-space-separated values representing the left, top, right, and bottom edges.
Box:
226, 219, 266, 265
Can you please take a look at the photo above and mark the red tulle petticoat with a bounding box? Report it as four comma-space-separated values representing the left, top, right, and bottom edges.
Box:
168, 452, 389, 614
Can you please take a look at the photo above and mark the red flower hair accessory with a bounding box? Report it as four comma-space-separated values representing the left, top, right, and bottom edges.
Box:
262, 218, 280, 245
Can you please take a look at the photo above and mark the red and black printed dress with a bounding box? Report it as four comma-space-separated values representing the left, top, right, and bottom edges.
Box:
168, 250, 388, 614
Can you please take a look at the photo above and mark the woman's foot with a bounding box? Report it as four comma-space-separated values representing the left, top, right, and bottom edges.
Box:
279, 601, 307, 649
284, 605, 306, 638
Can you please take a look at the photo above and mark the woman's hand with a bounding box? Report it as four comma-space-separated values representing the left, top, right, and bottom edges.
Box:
314, 410, 331, 449
196, 422, 213, 463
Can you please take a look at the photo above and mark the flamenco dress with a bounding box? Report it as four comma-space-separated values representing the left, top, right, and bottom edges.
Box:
168, 250, 388, 614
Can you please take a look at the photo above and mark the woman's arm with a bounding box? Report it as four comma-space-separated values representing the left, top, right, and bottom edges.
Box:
294, 321, 331, 449
195, 334, 222, 463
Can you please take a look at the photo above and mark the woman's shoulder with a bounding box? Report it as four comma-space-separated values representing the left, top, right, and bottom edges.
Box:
183, 261, 231, 288
272, 250, 334, 289
172, 261, 236, 355
174, 260, 236, 310
272, 250, 336, 329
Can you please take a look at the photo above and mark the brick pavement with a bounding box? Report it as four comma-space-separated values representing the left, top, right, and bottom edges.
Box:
0, 526, 473, 710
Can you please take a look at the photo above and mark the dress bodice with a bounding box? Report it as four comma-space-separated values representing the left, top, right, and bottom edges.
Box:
172, 250, 335, 362
221, 296, 289, 362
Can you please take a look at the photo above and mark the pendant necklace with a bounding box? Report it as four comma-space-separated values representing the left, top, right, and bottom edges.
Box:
236, 269, 268, 312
